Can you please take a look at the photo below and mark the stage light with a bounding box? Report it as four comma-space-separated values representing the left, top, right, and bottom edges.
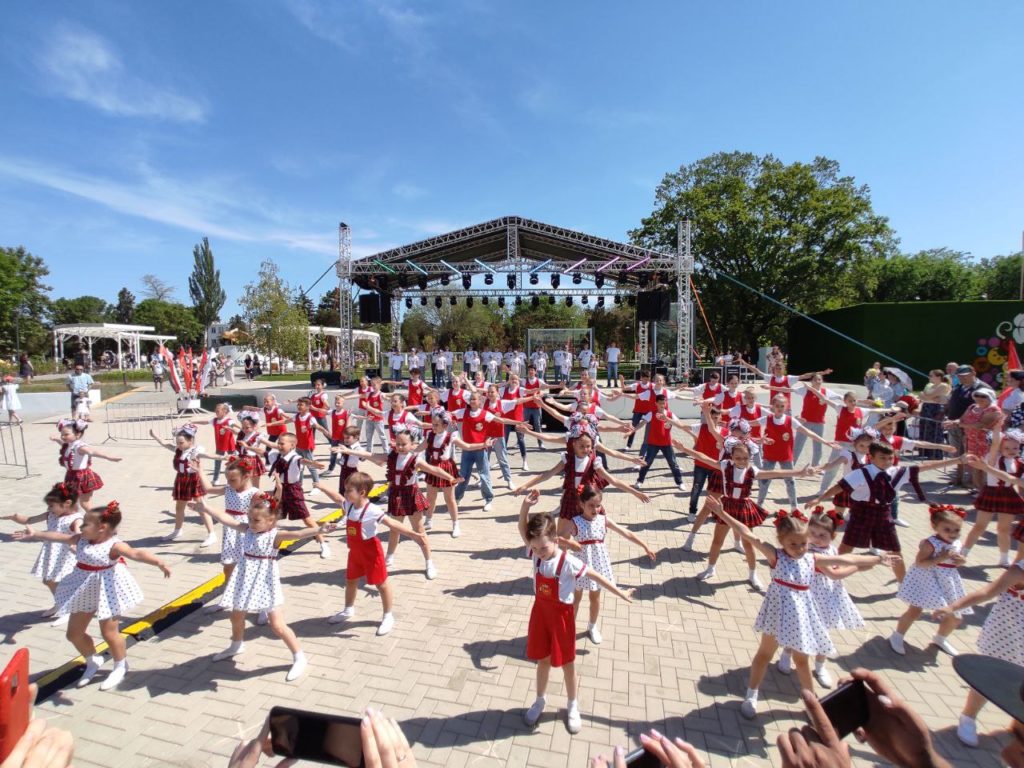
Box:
572, 273, 582, 285
614, 295, 621, 305
482, 296, 489, 305
435, 297, 442, 308
566, 297, 573, 306
462, 275, 472, 290
548, 295, 556, 305
595, 274, 604, 288
515, 296, 522, 306
581, 295, 588, 305
531, 296, 539, 308
498, 297, 505, 308
450, 296, 457, 306
467, 297, 474, 308
529, 273, 538, 285
417, 277, 428, 290
507, 274, 516, 289
551, 274, 560, 289
597, 297, 605, 307
441, 275, 450, 286
484, 273, 494, 286
420, 296, 427, 306
405, 298, 412, 309
618, 269, 627, 285
627, 296, 636, 307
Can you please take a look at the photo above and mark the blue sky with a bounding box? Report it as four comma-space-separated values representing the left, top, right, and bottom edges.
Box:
1, 1, 1022, 317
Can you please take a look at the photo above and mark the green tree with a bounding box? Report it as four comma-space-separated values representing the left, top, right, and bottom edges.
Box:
631, 152, 897, 353
587, 303, 636, 353
113, 288, 136, 324
188, 237, 226, 342
314, 288, 341, 327
51, 296, 109, 325
294, 292, 315, 323
976, 252, 1024, 300
400, 300, 507, 349
141, 274, 175, 301
239, 261, 309, 372
0, 246, 51, 356
504, 299, 585, 347
134, 299, 204, 347
844, 248, 980, 304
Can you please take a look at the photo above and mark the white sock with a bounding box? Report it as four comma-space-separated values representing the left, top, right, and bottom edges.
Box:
745, 688, 758, 701
587, 622, 596, 630
891, 631, 903, 640
748, 570, 757, 579
89, 654, 103, 667
382, 611, 393, 620
112, 658, 126, 670
567, 698, 578, 711
425, 558, 434, 567
814, 658, 826, 672
293, 650, 306, 661
226, 640, 243, 652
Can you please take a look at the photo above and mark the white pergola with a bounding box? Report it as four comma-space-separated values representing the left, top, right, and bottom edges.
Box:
52, 323, 177, 372
307, 326, 380, 370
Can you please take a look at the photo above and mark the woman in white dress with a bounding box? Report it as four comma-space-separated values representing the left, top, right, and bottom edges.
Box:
12, 501, 171, 691
557, 485, 656, 645
194, 492, 335, 682
1, 375, 22, 423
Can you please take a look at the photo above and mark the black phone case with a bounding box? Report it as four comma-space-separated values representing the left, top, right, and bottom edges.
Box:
818, 679, 870, 739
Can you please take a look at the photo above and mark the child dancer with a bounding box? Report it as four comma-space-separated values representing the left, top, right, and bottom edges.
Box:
484, 384, 533, 490
314, 472, 429, 635
962, 425, 1024, 566
53, 418, 121, 511
934, 559, 1024, 747
754, 395, 836, 509
420, 407, 489, 537
4, 482, 84, 621
12, 501, 171, 690
557, 484, 655, 644
266, 433, 331, 558
74, 392, 91, 422
709, 497, 896, 718
292, 397, 331, 485
889, 504, 970, 656
332, 425, 366, 495
777, 508, 869, 688
2, 374, 23, 423
210, 402, 238, 486
333, 426, 453, 578
677, 438, 814, 590
634, 394, 689, 491
194, 457, 262, 612
876, 414, 955, 527
198, 493, 334, 680
149, 425, 216, 544
235, 410, 269, 489
514, 427, 650, 519
682, 404, 728, 523
324, 395, 363, 476
814, 427, 876, 521
518, 490, 634, 733
262, 395, 288, 444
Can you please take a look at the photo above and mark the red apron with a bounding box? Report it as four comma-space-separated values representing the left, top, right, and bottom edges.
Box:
526, 552, 575, 666
346, 502, 386, 585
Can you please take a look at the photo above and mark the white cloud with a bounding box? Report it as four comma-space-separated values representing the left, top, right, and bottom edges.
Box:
38, 24, 206, 123
392, 182, 426, 200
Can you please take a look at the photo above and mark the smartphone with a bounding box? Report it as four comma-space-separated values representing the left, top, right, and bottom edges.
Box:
819, 678, 870, 739
268, 706, 364, 767
624, 745, 662, 766
0, 649, 31, 763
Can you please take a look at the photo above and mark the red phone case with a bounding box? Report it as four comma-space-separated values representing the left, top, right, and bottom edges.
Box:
0, 649, 31, 762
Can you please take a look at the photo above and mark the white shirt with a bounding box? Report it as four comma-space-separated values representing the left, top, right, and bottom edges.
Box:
636, 386, 675, 402
578, 349, 593, 368
486, 357, 499, 372
606, 346, 620, 363
436, 354, 448, 371
389, 353, 405, 370
271, 449, 303, 483
344, 500, 387, 539
764, 374, 799, 388
428, 431, 455, 461
720, 461, 760, 497
1003, 389, 1024, 412
841, 464, 912, 501
532, 351, 548, 369
528, 549, 587, 604
444, 351, 454, 368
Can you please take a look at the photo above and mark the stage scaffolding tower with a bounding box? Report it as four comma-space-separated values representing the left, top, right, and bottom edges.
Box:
335, 223, 355, 377
675, 220, 694, 381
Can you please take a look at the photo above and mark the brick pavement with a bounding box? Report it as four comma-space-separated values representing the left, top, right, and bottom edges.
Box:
0, 382, 1015, 766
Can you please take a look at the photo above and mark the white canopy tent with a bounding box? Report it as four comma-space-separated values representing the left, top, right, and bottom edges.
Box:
307, 326, 380, 370
52, 323, 177, 372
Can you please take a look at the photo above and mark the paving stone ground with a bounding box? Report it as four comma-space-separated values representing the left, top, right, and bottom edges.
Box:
0, 378, 1016, 767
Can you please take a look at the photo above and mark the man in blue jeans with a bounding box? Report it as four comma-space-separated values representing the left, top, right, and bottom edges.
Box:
453, 391, 520, 512
605, 341, 621, 388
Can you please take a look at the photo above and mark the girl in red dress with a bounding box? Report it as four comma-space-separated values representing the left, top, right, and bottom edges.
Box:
234, 410, 269, 489
51, 418, 121, 511
419, 407, 491, 538
149, 424, 216, 544
963, 424, 1024, 566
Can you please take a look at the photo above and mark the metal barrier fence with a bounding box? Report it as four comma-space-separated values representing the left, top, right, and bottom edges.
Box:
0, 422, 35, 478
104, 401, 183, 442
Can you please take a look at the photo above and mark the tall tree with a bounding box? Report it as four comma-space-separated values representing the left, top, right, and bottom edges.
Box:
294, 291, 315, 323
239, 261, 309, 373
141, 274, 176, 301
314, 288, 341, 327
188, 237, 226, 341
113, 287, 136, 324
50, 296, 109, 325
631, 152, 897, 353
976, 252, 1024, 300
844, 248, 980, 304
0, 246, 51, 356
134, 299, 204, 347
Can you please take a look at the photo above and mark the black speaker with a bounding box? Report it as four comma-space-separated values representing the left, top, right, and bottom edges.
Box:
358, 292, 391, 323
636, 291, 670, 322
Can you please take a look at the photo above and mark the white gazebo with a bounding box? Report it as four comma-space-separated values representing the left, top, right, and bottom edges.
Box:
307, 326, 380, 370
52, 323, 177, 371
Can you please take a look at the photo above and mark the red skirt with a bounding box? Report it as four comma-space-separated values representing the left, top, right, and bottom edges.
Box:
715, 496, 767, 527
172, 472, 204, 501
526, 598, 576, 667
387, 484, 428, 517
1013, 518, 1024, 543
559, 491, 582, 520
281, 481, 309, 520
65, 468, 103, 494
975, 485, 1024, 515
425, 459, 458, 488
247, 457, 265, 478
706, 470, 723, 495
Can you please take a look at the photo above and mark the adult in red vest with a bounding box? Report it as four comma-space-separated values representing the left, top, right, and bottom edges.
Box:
753, 395, 834, 508
522, 365, 551, 450
501, 374, 537, 471
792, 372, 833, 466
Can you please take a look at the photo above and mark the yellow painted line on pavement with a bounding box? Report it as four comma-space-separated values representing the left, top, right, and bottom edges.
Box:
95, 386, 147, 407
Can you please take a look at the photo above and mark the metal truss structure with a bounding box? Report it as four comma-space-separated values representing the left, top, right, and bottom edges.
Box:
336, 216, 695, 380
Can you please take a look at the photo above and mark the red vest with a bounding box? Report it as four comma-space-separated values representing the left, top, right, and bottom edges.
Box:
329, 409, 349, 440
703, 382, 722, 398
502, 386, 524, 421
647, 412, 673, 447
769, 376, 792, 407
407, 379, 424, 407
294, 413, 315, 450
357, 384, 369, 411
460, 408, 490, 443
694, 424, 727, 471
426, 430, 452, 465
365, 390, 383, 422
835, 407, 862, 442
483, 400, 505, 439
212, 416, 237, 453
763, 415, 794, 462
264, 405, 286, 436
720, 390, 741, 411
739, 404, 763, 438
633, 382, 654, 414
524, 377, 542, 398
800, 388, 827, 423
386, 409, 409, 441
723, 462, 755, 500
310, 391, 328, 416
447, 389, 467, 412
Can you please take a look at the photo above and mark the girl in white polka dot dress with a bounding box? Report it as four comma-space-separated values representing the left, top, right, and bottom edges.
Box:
890, 505, 971, 657
195, 456, 262, 613
12, 501, 171, 691
709, 497, 897, 719
195, 493, 336, 682
557, 484, 656, 645
4, 482, 85, 622
935, 561, 1024, 747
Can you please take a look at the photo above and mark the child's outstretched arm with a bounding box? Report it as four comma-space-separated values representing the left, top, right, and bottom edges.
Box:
517, 490, 540, 547
675, 443, 719, 468
804, 482, 844, 509
273, 522, 337, 547
10, 527, 79, 545
513, 463, 564, 495
148, 429, 176, 451
967, 454, 1024, 487
934, 565, 1024, 620
378, 515, 427, 543
515, 424, 564, 444
605, 517, 656, 562
584, 569, 635, 603
110, 541, 171, 578
595, 442, 645, 466
189, 498, 247, 531
78, 445, 122, 462
916, 455, 968, 473
596, 467, 651, 504
3, 511, 50, 526
708, 498, 776, 561
815, 551, 900, 570
759, 464, 819, 481
416, 459, 457, 484
313, 482, 345, 504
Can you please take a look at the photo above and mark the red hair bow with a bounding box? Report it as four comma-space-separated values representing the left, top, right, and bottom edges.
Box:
257, 493, 279, 511
929, 502, 967, 519
825, 509, 845, 528
231, 456, 255, 473
775, 509, 807, 528
100, 500, 120, 521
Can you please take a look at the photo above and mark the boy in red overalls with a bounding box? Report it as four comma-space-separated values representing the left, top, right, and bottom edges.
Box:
517, 490, 635, 734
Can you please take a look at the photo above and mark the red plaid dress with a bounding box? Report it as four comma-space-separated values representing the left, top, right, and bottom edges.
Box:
386, 450, 428, 517
560, 451, 605, 520
424, 430, 458, 488
60, 441, 104, 494
716, 461, 767, 527
171, 448, 204, 501
976, 457, 1024, 515
237, 432, 265, 478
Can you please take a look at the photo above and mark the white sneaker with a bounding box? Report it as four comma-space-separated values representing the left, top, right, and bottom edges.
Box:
677, 481, 687, 492
286, 653, 307, 682
49, 613, 69, 627
687, 512, 697, 524
451, 521, 461, 538
423, 516, 433, 531
77, 655, 105, 687
199, 533, 217, 548
696, 565, 716, 582
257, 610, 269, 626
777, 651, 792, 675
749, 573, 765, 592
931, 635, 959, 656
813, 665, 834, 689
320, 542, 331, 559
740, 697, 758, 719
957, 715, 979, 748
385, 554, 395, 569
633, 480, 644, 489
164, 528, 183, 542
888, 632, 906, 655
483, 502, 492, 512
566, 703, 582, 734
377, 613, 395, 636
893, 518, 910, 528
328, 607, 355, 624
425, 561, 438, 580
587, 624, 603, 644
522, 460, 530, 472
203, 602, 226, 614
524, 697, 546, 727
507, 479, 516, 491
99, 662, 127, 691
682, 534, 696, 552
213, 642, 245, 661
40, 605, 58, 618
